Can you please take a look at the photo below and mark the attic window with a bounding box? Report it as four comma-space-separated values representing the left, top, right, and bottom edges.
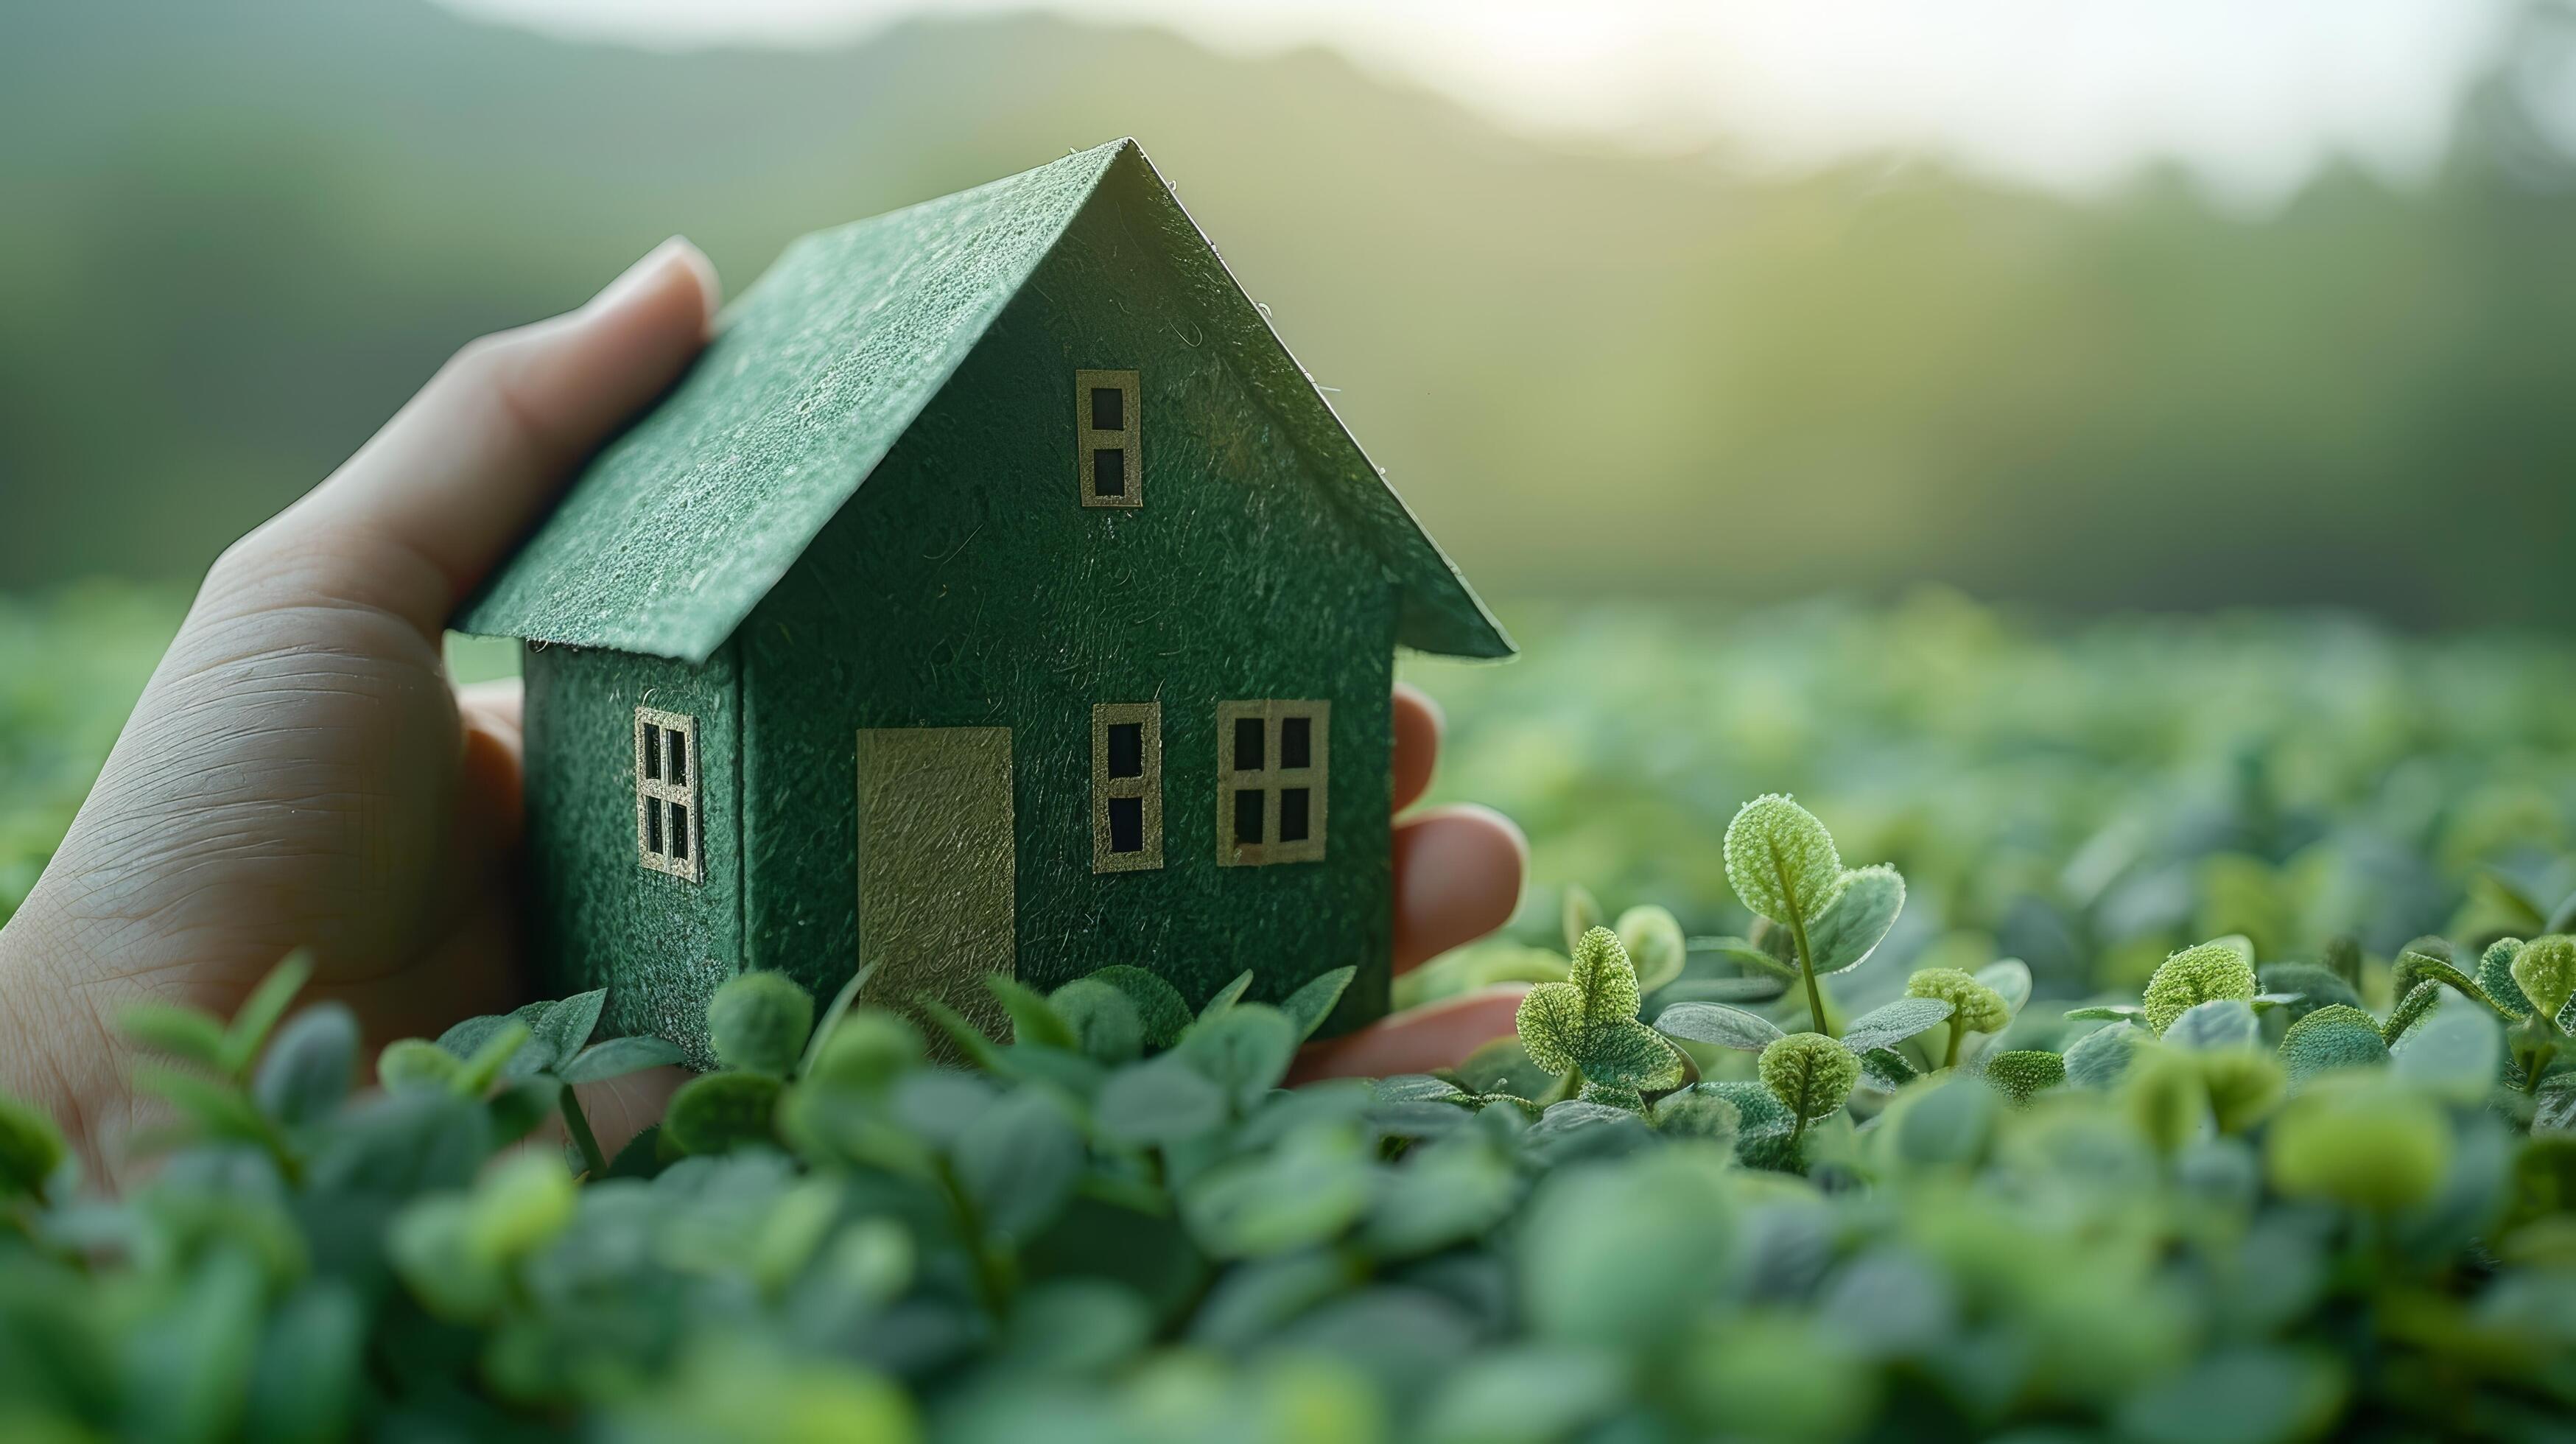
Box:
1076, 368, 1141, 509
1217, 699, 1329, 866
1092, 701, 1163, 872
636, 707, 701, 883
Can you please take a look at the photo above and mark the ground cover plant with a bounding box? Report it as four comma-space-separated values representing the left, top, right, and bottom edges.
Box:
7, 589, 2576, 1440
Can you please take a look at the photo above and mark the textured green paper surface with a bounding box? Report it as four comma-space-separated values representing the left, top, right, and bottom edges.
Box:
460, 139, 1506, 662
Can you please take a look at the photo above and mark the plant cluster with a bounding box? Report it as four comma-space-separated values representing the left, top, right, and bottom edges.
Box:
5, 793, 2575, 1441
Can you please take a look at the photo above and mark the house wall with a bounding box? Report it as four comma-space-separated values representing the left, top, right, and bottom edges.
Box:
737, 189, 1400, 1031
522, 639, 743, 1061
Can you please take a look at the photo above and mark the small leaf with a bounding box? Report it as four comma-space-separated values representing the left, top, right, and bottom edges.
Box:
2278, 1005, 2390, 1089
984, 975, 1078, 1052
379, 1038, 465, 1092
2143, 940, 2259, 1035
1086, 966, 1193, 1050
138, 1065, 273, 1144
1839, 996, 1954, 1054
1200, 970, 1256, 1021
0, 1092, 68, 1197
1048, 978, 1144, 1064
796, 961, 879, 1079
2166, 999, 2261, 1052
1562, 884, 1604, 955
455, 1021, 531, 1096
1858, 1046, 1919, 1092
1280, 967, 1357, 1042
222, 949, 315, 1076
1759, 1034, 1859, 1122
803, 1009, 924, 1090
1809, 865, 1906, 975
1723, 793, 1847, 925
1564, 928, 1643, 1022
1096, 1056, 1230, 1147
955, 1090, 1086, 1240
1980, 1050, 2066, 1106
1179, 1006, 1299, 1112
2065, 1004, 2148, 1023
1576, 1020, 1685, 1090
524, 989, 608, 1077
558, 1034, 688, 1084
252, 1003, 359, 1127
707, 972, 815, 1076
121, 1003, 230, 1070
1652, 1000, 1787, 1051
1615, 905, 1688, 992
435, 1010, 524, 1063
2392, 1006, 2503, 1104
916, 998, 1008, 1072
1973, 958, 2032, 1017
2063, 1023, 2145, 1088
664, 1072, 785, 1154
1649, 1086, 1741, 1143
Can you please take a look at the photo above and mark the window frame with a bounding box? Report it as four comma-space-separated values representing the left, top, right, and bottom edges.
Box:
1216, 698, 1329, 866
1092, 701, 1165, 872
1075, 368, 1142, 509
635, 705, 702, 883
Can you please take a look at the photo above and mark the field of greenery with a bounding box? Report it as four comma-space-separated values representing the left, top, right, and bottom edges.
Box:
7, 586, 2576, 1441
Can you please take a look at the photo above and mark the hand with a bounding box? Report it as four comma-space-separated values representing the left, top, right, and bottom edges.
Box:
0, 241, 722, 1181
1291, 687, 1528, 1081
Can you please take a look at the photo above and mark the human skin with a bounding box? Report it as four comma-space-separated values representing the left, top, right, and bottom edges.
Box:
0, 240, 1529, 1184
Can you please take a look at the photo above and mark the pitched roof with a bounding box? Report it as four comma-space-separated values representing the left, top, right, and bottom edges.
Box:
458, 139, 1510, 662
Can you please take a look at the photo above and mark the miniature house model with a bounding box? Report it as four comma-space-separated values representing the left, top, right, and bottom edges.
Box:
460, 139, 1509, 1059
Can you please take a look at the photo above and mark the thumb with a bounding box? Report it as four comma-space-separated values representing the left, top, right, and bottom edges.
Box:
238, 239, 719, 637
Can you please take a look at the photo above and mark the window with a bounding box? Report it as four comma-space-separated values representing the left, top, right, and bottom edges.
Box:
636, 707, 701, 882
1092, 701, 1163, 872
1217, 699, 1329, 866
1076, 368, 1141, 509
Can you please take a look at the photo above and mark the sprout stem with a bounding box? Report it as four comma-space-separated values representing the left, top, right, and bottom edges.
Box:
559, 1088, 609, 1177
1773, 854, 1831, 1037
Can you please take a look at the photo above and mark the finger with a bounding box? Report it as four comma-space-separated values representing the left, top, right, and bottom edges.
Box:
245, 239, 720, 636
1392, 682, 1442, 813
1393, 805, 1527, 973
1289, 985, 1530, 1083
456, 676, 525, 736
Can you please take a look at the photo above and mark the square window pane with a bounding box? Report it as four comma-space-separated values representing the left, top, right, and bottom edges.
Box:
1280, 715, 1311, 769
1280, 787, 1310, 842
670, 804, 689, 861
1234, 788, 1266, 844
1108, 795, 1145, 852
1107, 721, 1144, 779
1092, 447, 1126, 498
1233, 716, 1266, 771
1091, 385, 1124, 432
642, 725, 661, 780
645, 797, 664, 855
668, 729, 687, 785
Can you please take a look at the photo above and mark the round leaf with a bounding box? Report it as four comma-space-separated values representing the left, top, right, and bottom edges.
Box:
1651, 1001, 1786, 1051
706, 972, 814, 1076
1723, 793, 1846, 925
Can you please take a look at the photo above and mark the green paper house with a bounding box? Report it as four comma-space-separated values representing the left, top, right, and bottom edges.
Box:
459, 139, 1509, 1061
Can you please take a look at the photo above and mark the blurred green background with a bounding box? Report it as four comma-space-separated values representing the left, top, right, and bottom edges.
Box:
8, 0, 2576, 621
10, 0, 2576, 996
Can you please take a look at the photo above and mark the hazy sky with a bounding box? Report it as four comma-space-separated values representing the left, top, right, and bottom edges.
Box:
439, 0, 2520, 203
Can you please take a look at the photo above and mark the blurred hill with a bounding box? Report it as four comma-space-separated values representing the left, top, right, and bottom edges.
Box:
7, 0, 2575, 625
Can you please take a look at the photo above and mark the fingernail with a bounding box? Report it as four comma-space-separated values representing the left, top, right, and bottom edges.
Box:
589, 236, 719, 332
